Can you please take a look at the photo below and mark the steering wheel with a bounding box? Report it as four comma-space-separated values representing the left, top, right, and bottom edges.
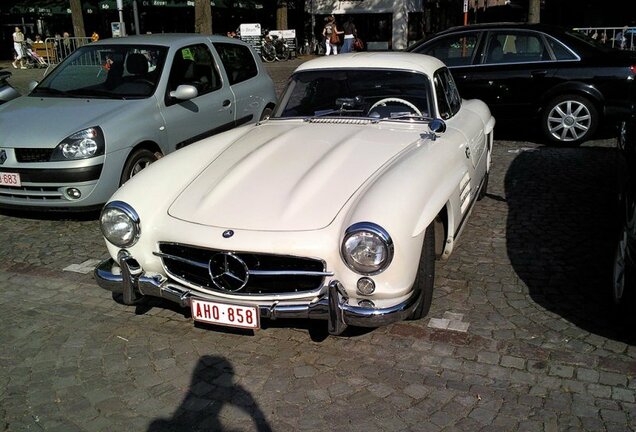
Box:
368, 98, 422, 117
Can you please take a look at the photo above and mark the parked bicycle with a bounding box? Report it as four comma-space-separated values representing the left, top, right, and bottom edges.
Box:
299, 38, 325, 56
261, 34, 290, 62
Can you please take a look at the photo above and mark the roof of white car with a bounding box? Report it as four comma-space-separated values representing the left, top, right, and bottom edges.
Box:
92, 33, 242, 47
294, 52, 446, 76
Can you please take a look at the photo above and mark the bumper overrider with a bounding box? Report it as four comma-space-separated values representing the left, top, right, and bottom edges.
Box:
94, 252, 422, 335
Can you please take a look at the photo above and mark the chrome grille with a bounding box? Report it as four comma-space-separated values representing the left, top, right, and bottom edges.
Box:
156, 242, 331, 295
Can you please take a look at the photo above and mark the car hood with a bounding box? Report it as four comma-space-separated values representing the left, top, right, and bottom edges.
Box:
0, 96, 134, 147
168, 121, 421, 231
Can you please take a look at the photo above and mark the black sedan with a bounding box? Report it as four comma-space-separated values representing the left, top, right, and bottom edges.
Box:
408, 23, 636, 145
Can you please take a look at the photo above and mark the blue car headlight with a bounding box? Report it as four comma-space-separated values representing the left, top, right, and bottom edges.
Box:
341, 222, 394, 275
51, 126, 104, 161
100, 201, 140, 248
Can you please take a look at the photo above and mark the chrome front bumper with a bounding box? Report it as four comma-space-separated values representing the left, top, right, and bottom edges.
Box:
94, 254, 422, 335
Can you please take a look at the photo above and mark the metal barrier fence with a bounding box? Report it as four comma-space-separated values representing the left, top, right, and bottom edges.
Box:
30, 36, 93, 74
574, 27, 636, 50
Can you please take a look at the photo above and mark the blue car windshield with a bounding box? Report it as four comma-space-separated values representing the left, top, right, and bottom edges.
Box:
33, 44, 168, 99
275, 69, 433, 120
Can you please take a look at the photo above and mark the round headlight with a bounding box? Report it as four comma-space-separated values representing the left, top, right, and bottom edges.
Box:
341, 222, 393, 275
100, 201, 140, 248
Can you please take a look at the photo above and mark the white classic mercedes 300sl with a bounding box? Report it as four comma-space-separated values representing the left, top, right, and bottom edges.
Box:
95, 52, 495, 335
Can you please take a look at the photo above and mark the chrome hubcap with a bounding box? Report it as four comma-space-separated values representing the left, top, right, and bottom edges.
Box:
129, 158, 154, 179
547, 100, 591, 142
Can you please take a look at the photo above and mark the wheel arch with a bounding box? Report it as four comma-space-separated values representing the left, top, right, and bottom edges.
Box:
128, 140, 163, 158
540, 82, 604, 117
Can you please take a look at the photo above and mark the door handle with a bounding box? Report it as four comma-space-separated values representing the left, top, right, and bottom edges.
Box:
531, 70, 548, 77
222, 99, 231, 107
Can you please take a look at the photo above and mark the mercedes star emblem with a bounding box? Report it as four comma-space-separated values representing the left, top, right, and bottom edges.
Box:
208, 252, 249, 292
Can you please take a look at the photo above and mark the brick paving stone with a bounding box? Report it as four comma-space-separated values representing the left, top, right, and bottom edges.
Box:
549, 364, 575, 379
599, 371, 629, 387
611, 387, 636, 403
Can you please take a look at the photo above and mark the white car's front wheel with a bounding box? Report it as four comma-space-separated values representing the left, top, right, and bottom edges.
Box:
409, 223, 436, 320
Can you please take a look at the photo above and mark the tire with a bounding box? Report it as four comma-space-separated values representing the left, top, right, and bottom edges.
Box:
276, 47, 290, 61
408, 223, 436, 320
261, 46, 276, 63
541, 94, 598, 146
259, 106, 274, 121
613, 191, 636, 311
120, 148, 159, 186
477, 171, 489, 200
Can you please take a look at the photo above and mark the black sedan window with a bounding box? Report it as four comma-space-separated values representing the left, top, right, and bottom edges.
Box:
416, 33, 479, 67
485, 32, 548, 64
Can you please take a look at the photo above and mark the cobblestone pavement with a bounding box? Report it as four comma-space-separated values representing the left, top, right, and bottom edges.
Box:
1, 56, 635, 432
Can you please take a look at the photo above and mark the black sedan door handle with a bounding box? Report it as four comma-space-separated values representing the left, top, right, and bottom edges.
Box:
222, 99, 231, 107
531, 70, 548, 77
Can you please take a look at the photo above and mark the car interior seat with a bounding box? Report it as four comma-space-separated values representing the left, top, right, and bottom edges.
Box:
126, 53, 149, 77
487, 40, 504, 63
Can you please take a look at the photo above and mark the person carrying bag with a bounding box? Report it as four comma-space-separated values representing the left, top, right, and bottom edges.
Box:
323, 15, 343, 55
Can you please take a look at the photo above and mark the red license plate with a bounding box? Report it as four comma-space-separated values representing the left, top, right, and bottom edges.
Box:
0, 172, 21, 187
191, 298, 260, 330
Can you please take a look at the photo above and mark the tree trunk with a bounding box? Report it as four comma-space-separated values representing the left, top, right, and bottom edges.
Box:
528, 0, 540, 23
69, 0, 86, 37
276, 1, 288, 30
194, 0, 213, 35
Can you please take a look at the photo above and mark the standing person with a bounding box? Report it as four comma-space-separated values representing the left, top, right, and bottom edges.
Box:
341, 16, 357, 54
12, 27, 26, 69
322, 15, 343, 56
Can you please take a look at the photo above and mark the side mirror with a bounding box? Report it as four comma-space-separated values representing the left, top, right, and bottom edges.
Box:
169, 84, 198, 101
28, 81, 39, 92
429, 118, 447, 134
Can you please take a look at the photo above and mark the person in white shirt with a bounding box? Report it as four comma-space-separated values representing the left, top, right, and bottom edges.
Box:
12, 27, 26, 69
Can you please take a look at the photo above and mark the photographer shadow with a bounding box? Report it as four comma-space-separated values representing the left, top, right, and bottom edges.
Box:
147, 355, 272, 432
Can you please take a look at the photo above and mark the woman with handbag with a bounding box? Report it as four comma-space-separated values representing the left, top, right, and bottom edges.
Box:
322, 15, 343, 55
341, 17, 357, 54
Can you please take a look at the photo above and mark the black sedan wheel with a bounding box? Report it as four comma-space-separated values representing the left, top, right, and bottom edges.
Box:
542, 95, 598, 145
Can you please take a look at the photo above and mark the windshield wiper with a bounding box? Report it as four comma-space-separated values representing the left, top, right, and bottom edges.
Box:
305, 108, 365, 120
31, 86, 79, 97
72, 89, 128, 100
377, 113, 433, 122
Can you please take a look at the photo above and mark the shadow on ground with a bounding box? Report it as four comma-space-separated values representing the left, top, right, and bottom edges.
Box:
147, 355, 273, 432
504, 143, 635, 343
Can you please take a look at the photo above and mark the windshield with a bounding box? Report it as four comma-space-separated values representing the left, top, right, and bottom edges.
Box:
274, 69, 433, 121
33, 44, 168, 99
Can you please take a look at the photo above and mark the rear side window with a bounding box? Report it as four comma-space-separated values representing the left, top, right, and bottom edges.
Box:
214, 43, 258, 85
545, 36, 578, 60
416, 33, 479, 67
484, 32, 548, 64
